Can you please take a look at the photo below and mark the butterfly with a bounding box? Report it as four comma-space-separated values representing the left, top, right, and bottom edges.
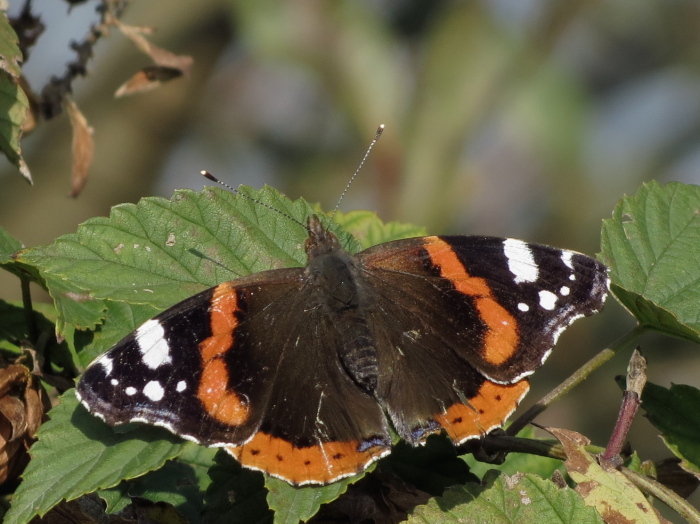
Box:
77, 206, 608, 486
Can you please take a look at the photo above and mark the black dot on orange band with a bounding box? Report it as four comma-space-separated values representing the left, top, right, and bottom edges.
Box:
226, 431, 390, 485
250, 449, 260, 456
453, 416, 464, 423
495, 395, 502, 401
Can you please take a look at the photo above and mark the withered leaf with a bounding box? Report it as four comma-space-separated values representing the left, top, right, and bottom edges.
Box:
114, 66, 184, 97
65, 98, 94, 198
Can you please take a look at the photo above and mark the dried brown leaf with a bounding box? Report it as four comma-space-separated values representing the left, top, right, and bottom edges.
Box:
116, 21, 193, 72
65, 98, 94, 198
656, 458, 700, 499
114, 66, 184, 97
0, 365, 27, 397
24, 383, 49, 436
0, 364, 48, 486
0, 396, 27, 440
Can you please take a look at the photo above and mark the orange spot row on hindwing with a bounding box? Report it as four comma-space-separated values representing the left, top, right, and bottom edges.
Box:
435, 379, 530, 442
226, 431, 387, 485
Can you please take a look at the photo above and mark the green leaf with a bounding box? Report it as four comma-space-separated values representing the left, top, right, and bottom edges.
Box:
0, 17, 31, 183
203, 451, 272, 524
18, 186, 359, 313
0, 13, 23, 77
97, 442, 216, 520
334, 210, 426, 248
97, 483, 131, 514
266, 473, 364, 524
41, 273, 107, 335
5, 390, 186, 524
408, 471, 603, 524
97, 444, 216, 522
0, 225, 22, 264
178, 444, 219, 492
600, 181, 700, 343
74, 300, 161, 368
640, 382, 700, 477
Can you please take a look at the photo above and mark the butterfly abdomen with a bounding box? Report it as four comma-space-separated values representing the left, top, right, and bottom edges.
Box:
337, 313, 379, 391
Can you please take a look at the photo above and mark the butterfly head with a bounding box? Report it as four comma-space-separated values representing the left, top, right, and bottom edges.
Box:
305, 215, 341, 259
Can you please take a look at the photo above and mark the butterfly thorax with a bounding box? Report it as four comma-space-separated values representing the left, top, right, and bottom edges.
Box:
304, 216, 379, 393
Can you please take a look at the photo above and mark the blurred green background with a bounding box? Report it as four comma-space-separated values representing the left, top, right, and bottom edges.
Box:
2, 0, 700, 501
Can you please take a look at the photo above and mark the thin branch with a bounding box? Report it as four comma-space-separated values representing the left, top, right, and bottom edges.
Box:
40, 0, 131, 119
506, 325, 647, 436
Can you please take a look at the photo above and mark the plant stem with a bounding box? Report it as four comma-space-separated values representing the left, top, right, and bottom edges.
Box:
601, 349, 646, 462
479, 434, 605, 462
506, 325, 647, 436
621, 467, 700, 524
20, 275, 38, 343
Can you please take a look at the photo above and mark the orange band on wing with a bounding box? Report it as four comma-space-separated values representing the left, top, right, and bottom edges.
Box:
197, 283, 249, 425
226, 432, 389, 486
435, 379, 530, 443
424, 237, 519, 366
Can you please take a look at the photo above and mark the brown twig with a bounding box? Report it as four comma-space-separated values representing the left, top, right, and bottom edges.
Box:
10, 0, 45, 63
601, 348, 647, 462
39, 0, 131, 119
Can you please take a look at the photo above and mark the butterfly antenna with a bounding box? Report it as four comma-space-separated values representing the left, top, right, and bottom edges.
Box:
201, 171, 306, 229
330, 124, 384, 223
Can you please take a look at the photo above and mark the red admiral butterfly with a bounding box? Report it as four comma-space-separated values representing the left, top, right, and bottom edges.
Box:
76, 206, 608, 486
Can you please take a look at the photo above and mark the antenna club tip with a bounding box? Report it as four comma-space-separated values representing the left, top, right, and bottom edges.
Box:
201, 170, 218, 182
375, 124, 385, 138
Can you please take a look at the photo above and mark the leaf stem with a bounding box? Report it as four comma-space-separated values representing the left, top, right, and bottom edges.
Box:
506, 325, 647, 436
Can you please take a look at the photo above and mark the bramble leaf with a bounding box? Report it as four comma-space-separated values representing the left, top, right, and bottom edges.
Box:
600, 181, 700, 343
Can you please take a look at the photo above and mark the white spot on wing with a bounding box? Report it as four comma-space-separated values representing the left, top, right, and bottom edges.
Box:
517, 302, 529, 312
99, 357, 113, 376
560, 286, 570, 296
136, 319, 172, 369
561, 251, 575, 270
110, 379, 119, 386
143, 380, 165, 401
125, 386, 137, 396
176, 380, 187, 392
538, 290, 558, 310
503, 239, 538, 283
